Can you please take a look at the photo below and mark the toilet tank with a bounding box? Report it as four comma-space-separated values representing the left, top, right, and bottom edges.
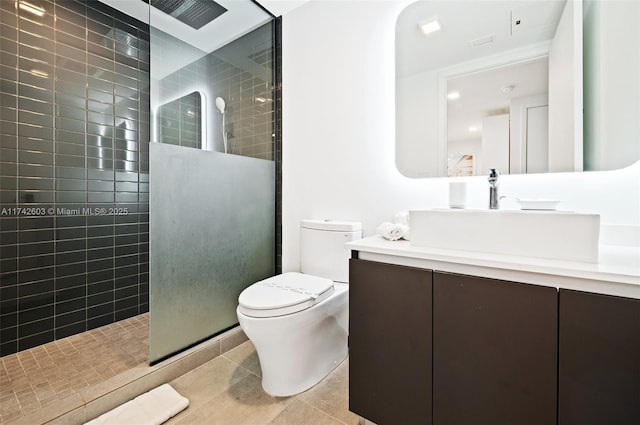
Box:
300, 219, 362, 283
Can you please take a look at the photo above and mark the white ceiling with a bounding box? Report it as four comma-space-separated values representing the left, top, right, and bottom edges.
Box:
99, 0, 272, 54
99, 0, 279, 79
259, 0, 310, 17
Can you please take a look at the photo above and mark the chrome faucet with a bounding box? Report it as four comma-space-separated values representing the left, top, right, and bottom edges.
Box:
488, 169, 500, 209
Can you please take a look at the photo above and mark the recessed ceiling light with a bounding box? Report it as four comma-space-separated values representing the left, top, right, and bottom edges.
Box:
418, 18, 441, 36
447, 91, 460, 100
469, 126, 478, 132
19, 1, 45, 17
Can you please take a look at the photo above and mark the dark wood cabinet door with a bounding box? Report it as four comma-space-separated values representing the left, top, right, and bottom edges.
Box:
349, 258, 433, 425
433, 271, 558, 425
558, 289, 640, 425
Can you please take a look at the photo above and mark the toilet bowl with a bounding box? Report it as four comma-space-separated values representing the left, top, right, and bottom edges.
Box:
236, 219, 362, 397
237, 274, 348, 396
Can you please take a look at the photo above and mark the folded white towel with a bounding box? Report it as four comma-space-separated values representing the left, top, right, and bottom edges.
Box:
377, 222, 408, 241
85, 384, 189, 425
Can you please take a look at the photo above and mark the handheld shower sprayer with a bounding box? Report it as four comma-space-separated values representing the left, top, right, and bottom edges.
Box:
215, 96, 225, 113
215, 96, 228, 154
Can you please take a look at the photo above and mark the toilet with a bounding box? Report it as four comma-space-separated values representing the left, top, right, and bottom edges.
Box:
237, 219, 362, 396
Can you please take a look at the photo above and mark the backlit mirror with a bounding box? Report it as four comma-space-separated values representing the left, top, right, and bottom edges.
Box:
158, 91, 203, 150
396, 0, 640, 177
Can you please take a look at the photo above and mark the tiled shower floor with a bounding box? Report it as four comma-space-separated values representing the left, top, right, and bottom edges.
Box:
0, 313, 149, 424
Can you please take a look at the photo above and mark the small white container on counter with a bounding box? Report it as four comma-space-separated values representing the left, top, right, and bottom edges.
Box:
449, 182, 468, 209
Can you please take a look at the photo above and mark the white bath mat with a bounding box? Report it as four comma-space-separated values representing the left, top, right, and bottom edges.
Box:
85, 383, 189, 425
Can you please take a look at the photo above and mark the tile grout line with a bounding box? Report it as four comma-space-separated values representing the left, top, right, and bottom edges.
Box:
220, 352, 261, 379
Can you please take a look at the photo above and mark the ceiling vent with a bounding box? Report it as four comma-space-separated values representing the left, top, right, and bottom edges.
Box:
469, 34, 495, 48
147, 0, 227, 30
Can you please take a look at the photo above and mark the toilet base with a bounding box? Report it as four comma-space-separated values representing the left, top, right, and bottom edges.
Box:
237, 283, 349, 396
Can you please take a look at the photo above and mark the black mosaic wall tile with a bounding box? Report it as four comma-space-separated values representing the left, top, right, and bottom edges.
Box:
0, 0, 149, 357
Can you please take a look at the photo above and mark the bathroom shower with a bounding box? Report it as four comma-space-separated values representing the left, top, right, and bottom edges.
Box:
0, 1, 277, 420
216, 96, 228, 153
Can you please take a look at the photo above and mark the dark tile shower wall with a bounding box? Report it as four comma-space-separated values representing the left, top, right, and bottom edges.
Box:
158, 22, 275, 160
0, 0, 150, 356
274, 17, 282, 274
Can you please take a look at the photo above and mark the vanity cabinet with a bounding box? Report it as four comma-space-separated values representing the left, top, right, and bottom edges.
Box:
348, 256, 639, 425
349, 259, 433, 425
433, 271, 558, 425
558, 289, 640, 425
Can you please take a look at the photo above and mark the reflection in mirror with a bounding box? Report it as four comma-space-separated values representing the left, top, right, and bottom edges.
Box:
158, 91, 203, 150
396, 0, 579, 177
446, 57, 550, 176
397, 0, 640, 178
448, 153, 475, 177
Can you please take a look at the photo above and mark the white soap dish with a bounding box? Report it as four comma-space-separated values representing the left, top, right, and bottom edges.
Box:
517, 198, 561, 211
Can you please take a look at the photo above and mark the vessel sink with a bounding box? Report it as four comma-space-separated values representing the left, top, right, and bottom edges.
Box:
409, 209, 600, 263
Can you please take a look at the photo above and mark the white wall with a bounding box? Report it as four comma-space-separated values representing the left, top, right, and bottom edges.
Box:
396, 70, 440, 177
281, 1, 640, 273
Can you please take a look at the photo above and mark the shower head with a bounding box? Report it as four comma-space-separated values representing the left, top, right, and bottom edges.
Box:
215, 97, 226, 113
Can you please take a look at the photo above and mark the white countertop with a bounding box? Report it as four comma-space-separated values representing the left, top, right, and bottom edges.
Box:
346, 236, 640, 299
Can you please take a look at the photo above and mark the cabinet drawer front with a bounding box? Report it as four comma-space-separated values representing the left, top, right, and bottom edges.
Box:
349, 259, 433, 425
433, 272, 558, 425
559, 289, 640, 425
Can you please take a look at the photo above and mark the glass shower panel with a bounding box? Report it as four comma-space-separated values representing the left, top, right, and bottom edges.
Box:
148, 1, 275, 362
149, 144, 274, 362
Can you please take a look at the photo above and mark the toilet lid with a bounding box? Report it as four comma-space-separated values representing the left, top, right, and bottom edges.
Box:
238, 272, 334, 318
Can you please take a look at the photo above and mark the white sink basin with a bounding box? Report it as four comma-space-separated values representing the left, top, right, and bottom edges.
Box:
409, 209, 600, 263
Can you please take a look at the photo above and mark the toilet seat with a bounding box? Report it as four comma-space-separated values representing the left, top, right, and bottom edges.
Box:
238, 272, 334, 318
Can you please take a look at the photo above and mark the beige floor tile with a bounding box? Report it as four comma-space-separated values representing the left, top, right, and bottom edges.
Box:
269, 399, 347, 425
169, 356, 252, 411
0, 409, 24, 423
2, 315, 362, 425
0, 314, 150, 425
171, 374, 292, 425
297, 359, 361, 425
223, 341, 262, 377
